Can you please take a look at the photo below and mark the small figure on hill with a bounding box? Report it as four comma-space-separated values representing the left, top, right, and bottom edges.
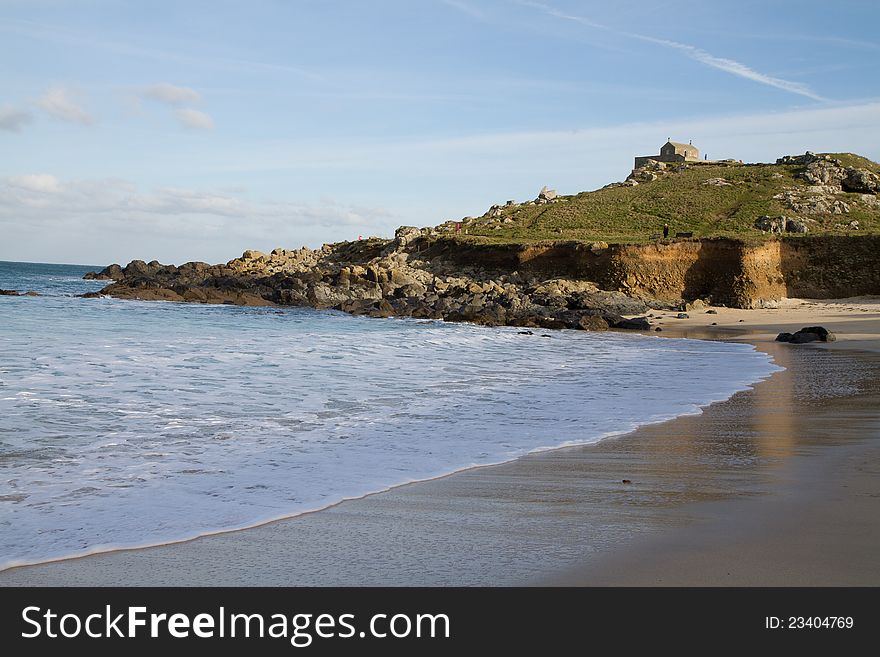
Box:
663, 223, 669, 239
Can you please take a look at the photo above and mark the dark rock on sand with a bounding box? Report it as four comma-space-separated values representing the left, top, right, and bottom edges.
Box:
778, 326, 836, 344
790, 331, 821, 344
613, 317, 651, 330
799, 326, 836, 342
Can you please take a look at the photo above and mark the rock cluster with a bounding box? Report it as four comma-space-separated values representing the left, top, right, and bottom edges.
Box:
777, 152, 880, 194
626, 160, 667, 184
85, 233, 662, 333
775, 189, 850, 215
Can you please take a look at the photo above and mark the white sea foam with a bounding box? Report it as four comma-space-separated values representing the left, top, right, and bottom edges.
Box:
0, 262, 782, 569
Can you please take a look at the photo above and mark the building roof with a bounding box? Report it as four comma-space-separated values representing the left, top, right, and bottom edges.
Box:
665, 140, 697, 151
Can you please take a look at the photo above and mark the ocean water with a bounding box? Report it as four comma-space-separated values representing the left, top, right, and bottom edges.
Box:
0, 260, 782, 570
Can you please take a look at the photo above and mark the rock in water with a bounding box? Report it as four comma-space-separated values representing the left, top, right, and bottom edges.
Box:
83, 263, 124, 280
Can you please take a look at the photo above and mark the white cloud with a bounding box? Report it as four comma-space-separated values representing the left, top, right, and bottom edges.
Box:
7, 173, 61, 193
141, 83, 202, 105
35, 85, 94, 125
0, 175, 394, 264
175, 108, 215, 130
0, 106, 34, 132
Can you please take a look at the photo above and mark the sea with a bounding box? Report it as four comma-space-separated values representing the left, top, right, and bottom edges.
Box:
0, 260, 782, 570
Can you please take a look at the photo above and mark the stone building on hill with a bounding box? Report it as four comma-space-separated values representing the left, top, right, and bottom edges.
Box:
634, 140, 701, 169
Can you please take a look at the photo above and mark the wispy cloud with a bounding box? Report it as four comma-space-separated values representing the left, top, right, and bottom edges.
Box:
141, 83, 202, 105
175, 108, 215, 130
515, 1, 825, 101
735, 32, 880, 52
0, 19, 320, 80
631, 35, 825, 101
35, 85, 94, 125
439, 0, 486, 19
0, 106, 34, 132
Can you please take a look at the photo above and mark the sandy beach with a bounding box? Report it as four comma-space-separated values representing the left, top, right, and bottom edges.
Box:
1, 297, 878, 586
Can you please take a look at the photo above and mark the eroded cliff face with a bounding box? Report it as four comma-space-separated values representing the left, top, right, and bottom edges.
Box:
416, 235, 879, 309
601, 236, 879, 307
778, 236, 880, 299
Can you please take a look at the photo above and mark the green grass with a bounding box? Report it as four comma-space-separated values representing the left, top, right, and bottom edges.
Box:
827, 152, 880, 173
459, 154, 880, 245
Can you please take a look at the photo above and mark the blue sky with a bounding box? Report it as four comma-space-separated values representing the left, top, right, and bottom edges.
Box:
2, 0, 879, 265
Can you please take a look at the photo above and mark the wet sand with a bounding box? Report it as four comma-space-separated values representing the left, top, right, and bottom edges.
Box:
1, 298, 878, 586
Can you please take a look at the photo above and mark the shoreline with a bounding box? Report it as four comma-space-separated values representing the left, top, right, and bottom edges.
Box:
1, 298, 878, 585
0, 330, 773, 575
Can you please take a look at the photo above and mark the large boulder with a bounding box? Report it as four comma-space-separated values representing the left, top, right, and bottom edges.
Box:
776, 326, 836, 344
83, 263, 124, 280
613, 317, 651, 330
754, 215, 786, 233
577, 315, 610, 331
393, 226, 423, 247
789, 331, 821, 344
785, 218, 809, 234
842, 168, 880, 194
799, 326, 836, 342
539, 186, 557, 200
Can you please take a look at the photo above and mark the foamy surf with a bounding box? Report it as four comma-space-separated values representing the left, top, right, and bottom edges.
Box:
0, 261, 782, 570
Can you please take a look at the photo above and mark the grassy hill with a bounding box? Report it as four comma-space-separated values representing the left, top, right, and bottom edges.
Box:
449, 153, 880, 244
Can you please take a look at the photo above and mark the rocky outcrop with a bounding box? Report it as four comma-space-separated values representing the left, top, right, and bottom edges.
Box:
86, 232, 880, 322
86, 237, 661, 332
777, 151, 880, 194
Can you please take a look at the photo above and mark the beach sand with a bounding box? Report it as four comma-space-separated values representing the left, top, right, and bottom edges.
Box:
1, 297, 878, 586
